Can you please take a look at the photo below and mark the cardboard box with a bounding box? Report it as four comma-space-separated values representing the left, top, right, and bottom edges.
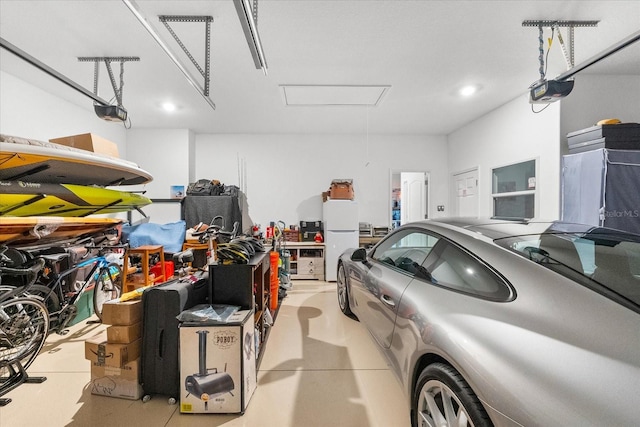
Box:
106, 322, 142, 344
179, 310, 256, 414
329, 179, 354, 200
90, 359, 143, 400
49, 133, 120, 158
101, 300, 143, 326
85, 333, 141, 368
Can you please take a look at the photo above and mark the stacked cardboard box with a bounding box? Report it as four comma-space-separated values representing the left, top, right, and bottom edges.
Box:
84, 300, 143, 400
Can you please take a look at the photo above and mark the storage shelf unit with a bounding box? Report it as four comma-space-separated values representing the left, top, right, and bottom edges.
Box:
358, 223, 388, 248
209, 251, 271, 366
283, 242, 325, 281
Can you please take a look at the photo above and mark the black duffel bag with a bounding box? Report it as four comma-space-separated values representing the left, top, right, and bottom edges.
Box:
186, 179, 224, 196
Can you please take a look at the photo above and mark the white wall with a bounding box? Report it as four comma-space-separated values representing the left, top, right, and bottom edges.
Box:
125, 128, 193, 224
448, 93, 562, 220
561, 74, 640, 154
195, 134, 449, 231
0, 71, 127, 153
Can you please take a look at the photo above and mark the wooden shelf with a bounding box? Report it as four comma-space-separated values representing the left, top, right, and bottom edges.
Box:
122, 245, 165, 293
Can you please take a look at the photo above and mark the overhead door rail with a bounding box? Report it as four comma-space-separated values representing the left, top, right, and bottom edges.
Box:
123, 0, 216, 110
0, 37, 111, 107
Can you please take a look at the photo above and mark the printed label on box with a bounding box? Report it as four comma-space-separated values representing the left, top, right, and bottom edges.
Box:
85, 333, 141, 368
90, 359, 143, 400
179, 311, 256, 414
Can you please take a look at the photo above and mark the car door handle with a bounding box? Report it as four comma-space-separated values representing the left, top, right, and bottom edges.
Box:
381, 294, 396, 307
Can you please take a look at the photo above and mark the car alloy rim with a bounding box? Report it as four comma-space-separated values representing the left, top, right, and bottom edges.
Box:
417, 379, 475, 427
337, 266, 347, 309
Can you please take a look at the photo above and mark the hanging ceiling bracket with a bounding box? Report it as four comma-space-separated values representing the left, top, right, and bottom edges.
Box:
159, 15, 213, 97
78, 56, 139, 122
523, 20, 599, 104
523, 20, 599, 72
77, 56, 140, 107
522, 20, 600, 28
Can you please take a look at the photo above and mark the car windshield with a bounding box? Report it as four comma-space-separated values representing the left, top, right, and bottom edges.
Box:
495, 226, 640, 307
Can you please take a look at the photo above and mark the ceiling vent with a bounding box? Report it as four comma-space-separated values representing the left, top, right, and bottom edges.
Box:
280, 85, 390, 107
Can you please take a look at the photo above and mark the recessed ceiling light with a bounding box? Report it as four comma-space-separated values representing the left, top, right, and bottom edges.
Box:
161, 102, 176, 112
459, 85, 479, 97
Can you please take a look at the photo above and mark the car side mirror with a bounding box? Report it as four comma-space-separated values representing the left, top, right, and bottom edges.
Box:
351, 247, 367, 262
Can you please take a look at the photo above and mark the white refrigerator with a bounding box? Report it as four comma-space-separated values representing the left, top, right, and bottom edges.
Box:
323, 200, 359, 281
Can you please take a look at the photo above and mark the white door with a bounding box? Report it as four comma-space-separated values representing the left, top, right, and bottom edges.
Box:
400, 172, 427, 225
452, 169, 478, 217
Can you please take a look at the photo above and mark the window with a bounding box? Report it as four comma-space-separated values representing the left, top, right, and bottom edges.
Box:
371, 228, 439, 278
421, 241, 513, 301
492, 159, 536, 219
496, 229, 640, 308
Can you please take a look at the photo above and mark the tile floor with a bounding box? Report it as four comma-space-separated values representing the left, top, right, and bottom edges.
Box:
0, 280, 410, 427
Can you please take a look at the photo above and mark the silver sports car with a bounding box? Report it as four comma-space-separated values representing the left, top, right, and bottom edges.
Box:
337, 218, 640, 427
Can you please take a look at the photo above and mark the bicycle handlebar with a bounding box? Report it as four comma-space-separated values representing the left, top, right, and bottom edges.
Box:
0, 257, 46, 299
0, 258, 45, 277
191, 224, 223, 237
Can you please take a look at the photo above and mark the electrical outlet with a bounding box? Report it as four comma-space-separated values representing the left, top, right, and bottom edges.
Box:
437, 205, 445, 212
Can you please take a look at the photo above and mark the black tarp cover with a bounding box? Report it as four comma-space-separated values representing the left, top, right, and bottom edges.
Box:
603, 150, 640, 235
181, 195, 242, 232
562, 149, 640, 235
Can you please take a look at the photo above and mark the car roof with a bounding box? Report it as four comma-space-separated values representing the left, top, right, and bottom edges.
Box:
422, 217, 598, 240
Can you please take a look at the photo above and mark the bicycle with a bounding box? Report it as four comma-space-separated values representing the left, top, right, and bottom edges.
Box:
25, 242, 125, 335
0, 246, 49, 378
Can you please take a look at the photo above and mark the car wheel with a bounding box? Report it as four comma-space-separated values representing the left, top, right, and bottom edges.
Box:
336, 263, 354, 316
413, 363, 492, 427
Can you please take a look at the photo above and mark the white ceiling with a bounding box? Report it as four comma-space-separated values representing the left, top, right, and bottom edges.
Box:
1, 0, 639, 135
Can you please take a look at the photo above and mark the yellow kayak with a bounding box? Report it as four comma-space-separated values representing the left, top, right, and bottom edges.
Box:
0, 181, 151, 217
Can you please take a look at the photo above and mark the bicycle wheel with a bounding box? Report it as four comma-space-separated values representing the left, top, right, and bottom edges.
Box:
92, 263, 122, 320
0, 297, 49, 374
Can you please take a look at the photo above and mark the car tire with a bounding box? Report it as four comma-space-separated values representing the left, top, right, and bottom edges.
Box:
336, 263, 354, 317
413, 363, 492, 427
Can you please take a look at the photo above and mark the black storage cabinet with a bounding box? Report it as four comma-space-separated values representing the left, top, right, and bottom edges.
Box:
208, 251, 272, 365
